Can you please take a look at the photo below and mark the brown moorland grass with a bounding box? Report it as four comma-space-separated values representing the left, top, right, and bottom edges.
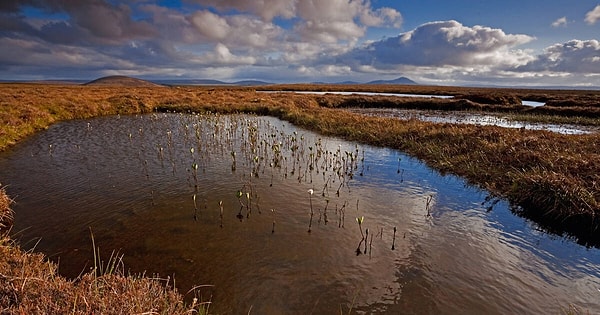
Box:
263, 83, 600, 106
0, 82, 599, 312
0, 185, 12, 238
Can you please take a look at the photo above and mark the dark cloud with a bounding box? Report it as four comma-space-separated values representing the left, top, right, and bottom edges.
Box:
0, 14, 35, 33
0, 0, 34, 13
63, 1, 155, 42
1, 0, 156, 44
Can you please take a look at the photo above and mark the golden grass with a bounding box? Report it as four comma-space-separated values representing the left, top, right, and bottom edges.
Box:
0, 237, 196, 314
0, 185, 13, 238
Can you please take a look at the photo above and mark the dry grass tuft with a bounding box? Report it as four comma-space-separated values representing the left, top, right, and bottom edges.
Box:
0, 185, 13, 238
0, 236, 203, 314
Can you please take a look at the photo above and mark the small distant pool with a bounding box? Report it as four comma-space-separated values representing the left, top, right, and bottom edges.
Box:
522, 100, 546, 107
346, 108, 595, 135
258, 91, 547, 106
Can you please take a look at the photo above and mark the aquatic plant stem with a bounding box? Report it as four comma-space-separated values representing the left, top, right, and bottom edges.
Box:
308, 189, 314, 233
392, 227, 397, 250
219, 200, 224, 228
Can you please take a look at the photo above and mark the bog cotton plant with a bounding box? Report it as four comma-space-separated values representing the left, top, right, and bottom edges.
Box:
308, 189, 314, 233
356, 216, 365, 239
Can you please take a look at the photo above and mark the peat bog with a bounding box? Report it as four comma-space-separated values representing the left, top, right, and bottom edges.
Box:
0, 83, 599, 313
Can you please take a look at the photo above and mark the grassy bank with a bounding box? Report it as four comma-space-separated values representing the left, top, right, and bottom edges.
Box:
0, 83, 598, 312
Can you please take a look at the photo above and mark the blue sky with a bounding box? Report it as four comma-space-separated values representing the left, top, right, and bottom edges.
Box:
1, 1, 599, 87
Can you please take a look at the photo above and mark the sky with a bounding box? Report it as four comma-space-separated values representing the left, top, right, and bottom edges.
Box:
1, 0, 599, 87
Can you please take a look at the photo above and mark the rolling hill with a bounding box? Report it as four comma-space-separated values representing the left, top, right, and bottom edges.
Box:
84, 76, 164, 87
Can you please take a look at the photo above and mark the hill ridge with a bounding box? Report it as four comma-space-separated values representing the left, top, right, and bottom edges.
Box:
84, 76, 164, 87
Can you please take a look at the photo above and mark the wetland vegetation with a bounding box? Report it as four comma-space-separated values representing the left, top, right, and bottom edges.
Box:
0, 82, 599, 313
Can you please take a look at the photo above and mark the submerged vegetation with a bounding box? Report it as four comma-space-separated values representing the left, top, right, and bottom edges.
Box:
0, 82, 599, 312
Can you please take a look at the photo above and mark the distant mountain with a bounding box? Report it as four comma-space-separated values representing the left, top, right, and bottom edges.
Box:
155, 79, 272, 86
323, 77, 417, 85
84, 75, 164, 87
157, 79, 229, 85
232, 80, 272, 86
335, 80, 362, 84
366, 77, 417, 85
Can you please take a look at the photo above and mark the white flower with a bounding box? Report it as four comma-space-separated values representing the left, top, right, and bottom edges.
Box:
308, 189, 314, 195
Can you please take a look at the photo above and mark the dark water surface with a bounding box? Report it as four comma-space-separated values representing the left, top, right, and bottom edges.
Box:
1, 113, 599, 314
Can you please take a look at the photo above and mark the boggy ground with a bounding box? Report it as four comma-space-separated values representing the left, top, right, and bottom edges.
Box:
0, 83, 599, 312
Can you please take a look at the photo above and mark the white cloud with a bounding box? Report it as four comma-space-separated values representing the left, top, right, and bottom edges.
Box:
155, 9, 283, 49
362, 7, 403, 28
551, 17, 567, 27
187, 0, 403, 29
224, 15, 282, 48
186, 0, 402, 45
518, 39, 600, 73
2, 1, 599, 86
294, 0, 401, 43
190, 10, 230, 40
585, 4, 600, 25
193, 43, 256, 65
186, 0, 296, 21
336, 20, 534, 70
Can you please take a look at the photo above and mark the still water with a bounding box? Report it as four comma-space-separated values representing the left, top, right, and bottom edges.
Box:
347, 108, 596, 135
1, 113, 599, 314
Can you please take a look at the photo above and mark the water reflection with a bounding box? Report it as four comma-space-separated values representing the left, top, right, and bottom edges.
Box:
260, 90, 454, 99
259, 91, 547, 107
0, 113, 598, 314
347, 108, 596, 135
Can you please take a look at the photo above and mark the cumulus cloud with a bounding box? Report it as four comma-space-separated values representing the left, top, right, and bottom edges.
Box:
203, 43, 256, 65
138, 4, 197, 44
187, 0, 402, 45
189, 11, 282, 48
585, 4, 600, 25
335, 20, 534, 70
0, 0, 598, 86
294, 0, 402, 43
552, 17, 568, 27
361, 7, 403, 28
517, 40, 600, 73
0, 0, 403, 77
186, 0, 297, 21
190, 10, 230, 40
